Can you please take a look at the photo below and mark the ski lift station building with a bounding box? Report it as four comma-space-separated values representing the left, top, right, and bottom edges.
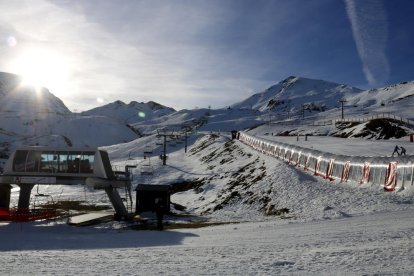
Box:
0, 146, 133, 219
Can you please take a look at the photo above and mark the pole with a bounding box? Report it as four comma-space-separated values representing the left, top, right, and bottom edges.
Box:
184, 130, 188, 153
182, 126, 191, 153
157, 131, 178, 165
163, 135, 167, 165
339, 99, 347, 120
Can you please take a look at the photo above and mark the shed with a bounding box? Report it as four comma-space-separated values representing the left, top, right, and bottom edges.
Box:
135, 184, 171, 214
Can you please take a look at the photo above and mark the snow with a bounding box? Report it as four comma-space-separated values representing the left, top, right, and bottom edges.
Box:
253, 133, 414, 157
2, 132, 413, 274
0, 210, 412, 275
1, 73, 414, 274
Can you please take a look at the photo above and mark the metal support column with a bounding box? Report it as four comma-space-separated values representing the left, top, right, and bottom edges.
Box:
104, 186, 129, 220
18, 184, 34, 211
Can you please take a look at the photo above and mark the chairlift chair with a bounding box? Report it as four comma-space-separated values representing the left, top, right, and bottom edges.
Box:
32, 184, 55, 210
140, 165, 154, 175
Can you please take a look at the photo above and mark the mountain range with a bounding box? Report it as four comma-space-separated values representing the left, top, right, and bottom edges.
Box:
1, 71, 414, 154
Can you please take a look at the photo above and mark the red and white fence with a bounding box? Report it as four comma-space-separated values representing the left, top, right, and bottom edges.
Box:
238, 132, 414, 192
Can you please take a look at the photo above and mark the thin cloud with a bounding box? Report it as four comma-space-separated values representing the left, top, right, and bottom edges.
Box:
0, 0, 278, 111
344, 0, 390, 86
1, 0, 357, 111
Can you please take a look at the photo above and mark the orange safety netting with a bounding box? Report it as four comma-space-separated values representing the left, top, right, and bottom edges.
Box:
360, 162, 371, 184
384, 162, 398, 192
0, 208, 61, 222
341, 161, 351, 182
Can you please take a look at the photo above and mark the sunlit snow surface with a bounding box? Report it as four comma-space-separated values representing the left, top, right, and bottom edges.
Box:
0, 210, 413, 275
1, 132, 413, 275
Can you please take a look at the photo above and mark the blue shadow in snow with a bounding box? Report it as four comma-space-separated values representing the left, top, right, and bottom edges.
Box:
0, 222, 199, 251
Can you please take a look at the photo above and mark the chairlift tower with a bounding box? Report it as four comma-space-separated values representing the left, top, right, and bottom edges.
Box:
339, 99, 347, 120
156, 130, 176, 165
181, 125, 192, 153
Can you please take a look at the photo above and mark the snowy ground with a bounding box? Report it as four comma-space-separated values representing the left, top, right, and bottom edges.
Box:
255, 133, 414, 157
1, 132, 414, 275
0, 209, 412, 275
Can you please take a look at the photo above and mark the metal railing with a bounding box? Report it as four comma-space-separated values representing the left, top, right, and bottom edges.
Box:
334, 113, 414, 126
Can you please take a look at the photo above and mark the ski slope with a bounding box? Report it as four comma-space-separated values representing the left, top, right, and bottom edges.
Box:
1, 130, 414, 274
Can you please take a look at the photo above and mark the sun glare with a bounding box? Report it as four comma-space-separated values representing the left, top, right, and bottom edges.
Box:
12, 48, 70, 95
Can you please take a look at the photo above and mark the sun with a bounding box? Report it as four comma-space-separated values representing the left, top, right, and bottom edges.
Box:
12, 47, 70, 95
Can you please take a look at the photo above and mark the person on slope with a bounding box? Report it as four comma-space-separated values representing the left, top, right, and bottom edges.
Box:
392, 145, 400, 157
400, 146, 407, 156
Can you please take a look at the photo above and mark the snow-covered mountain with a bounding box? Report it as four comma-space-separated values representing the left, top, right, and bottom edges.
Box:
2, 69, 414, 154
344, 80, 414, 120
0, 72, 70, 144
231, 76, 362, 114
81, 100, 176, 124
0, 72, 139, 151
0, 72, 71, 116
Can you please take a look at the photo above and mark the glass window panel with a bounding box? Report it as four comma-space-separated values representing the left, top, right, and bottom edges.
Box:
57, 152, 68, 173
26, 151, 41, 172
80, 152, 95, 174
40, 151, 58, 173
13, 150, 28, 172
67, 152, 82, 173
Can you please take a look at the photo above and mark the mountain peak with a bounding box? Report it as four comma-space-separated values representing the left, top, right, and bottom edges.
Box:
232, 76, 362, 113
82, 99, 176, 124
114, 100, 125, 105
281, 75, 298, 83
147, 101, 171, 111
0, 71, 71, 115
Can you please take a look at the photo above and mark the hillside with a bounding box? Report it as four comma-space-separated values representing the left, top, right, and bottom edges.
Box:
102, 133, 414, 223
345, 80, 414, 119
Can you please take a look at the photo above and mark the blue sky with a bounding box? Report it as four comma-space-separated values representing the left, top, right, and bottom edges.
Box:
0, 0, 413, 111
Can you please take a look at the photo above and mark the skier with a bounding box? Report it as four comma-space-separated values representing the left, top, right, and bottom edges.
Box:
392, 145, 400, 157
400, 146, 407, 156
